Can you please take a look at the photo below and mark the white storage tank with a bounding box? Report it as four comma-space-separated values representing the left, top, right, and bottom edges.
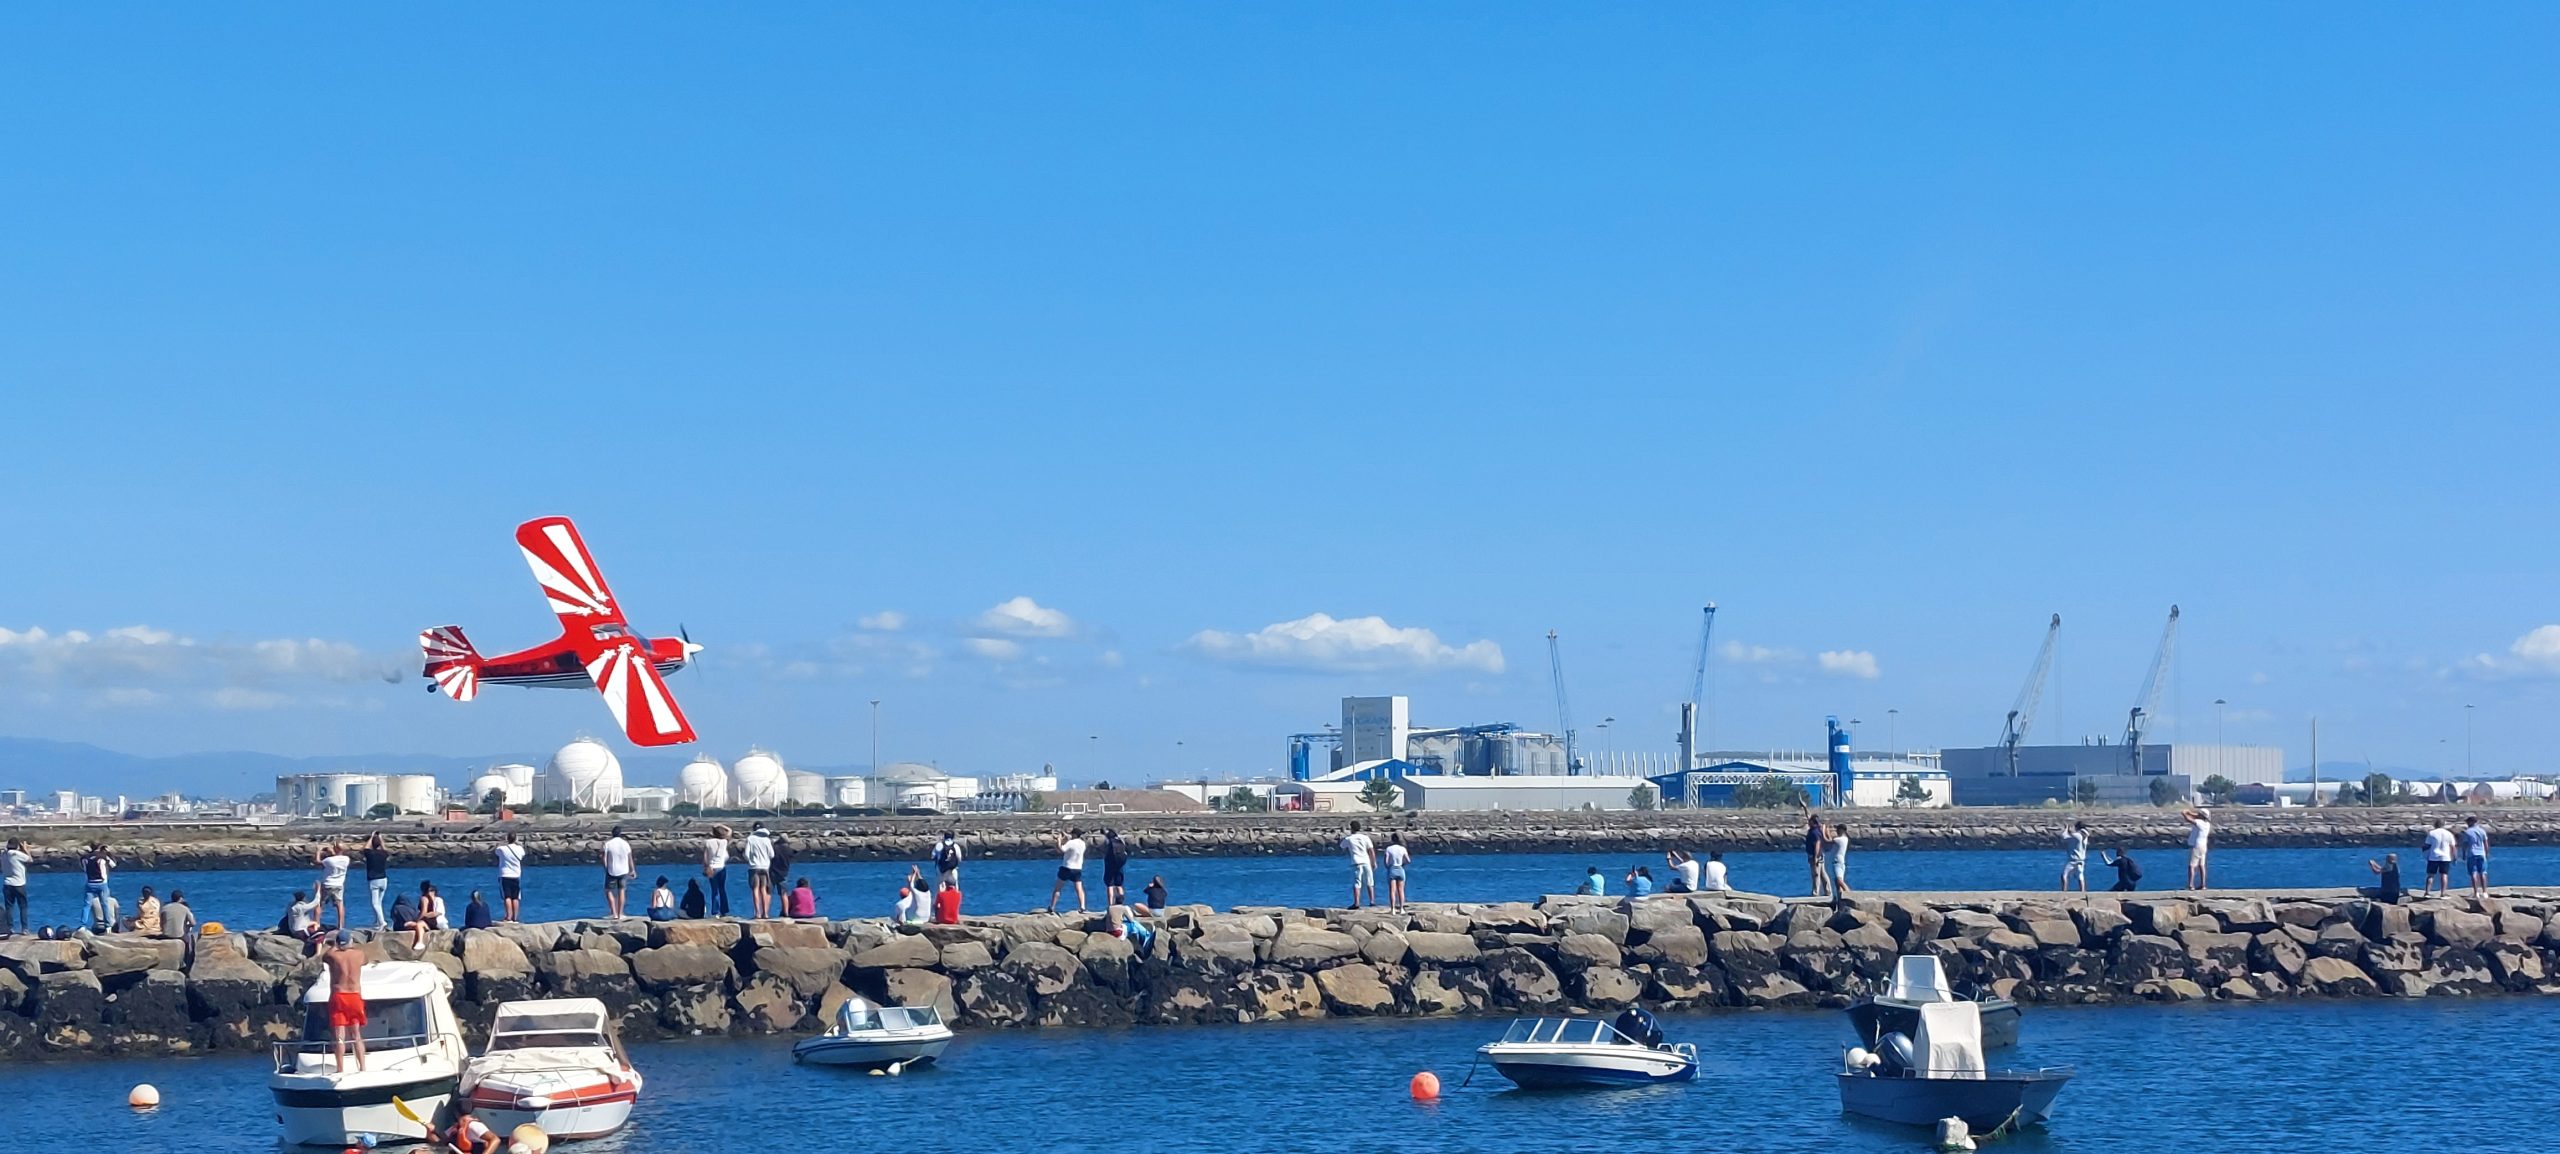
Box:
467, 773, 517, 809
540, 738, 626, 811
387, 774, 439, 815
824, 775, 868, 807
499, 763, 538, 793
730, 750, 787, 810
785, 770, 827, 806
342, 778, 383, 816
677, 757, 730, 809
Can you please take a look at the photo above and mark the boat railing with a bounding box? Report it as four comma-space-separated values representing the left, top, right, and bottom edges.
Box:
273, 1033, 438, 1073
1495, 1018, 1634, 1047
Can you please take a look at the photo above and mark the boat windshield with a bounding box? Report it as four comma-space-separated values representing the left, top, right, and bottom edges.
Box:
300, 996, 431, 1048
1496, 1018, 1628, 1047
837, 1001, 941, 1033
489, 1010, 609, 1051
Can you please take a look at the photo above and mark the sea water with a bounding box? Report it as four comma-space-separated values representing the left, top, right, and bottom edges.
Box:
11, 844, 2548, 934
13, 997, 2555, 1152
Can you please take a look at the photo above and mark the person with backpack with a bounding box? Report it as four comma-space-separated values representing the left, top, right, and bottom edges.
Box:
2102, 846, 2143, 892
933, 829, 964, 887
1101, 829, 1131, 906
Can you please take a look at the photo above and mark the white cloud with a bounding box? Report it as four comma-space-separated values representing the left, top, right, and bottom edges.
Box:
974, 596, 1075, 638
1817, 650, 1881, 679
1719, 641, 1800, 666
1183, 613, 1505, 674
963, 637, 1024, 662
0, 624, 403, 706
857, 611, 908, 632
2463, 625, 2560, 679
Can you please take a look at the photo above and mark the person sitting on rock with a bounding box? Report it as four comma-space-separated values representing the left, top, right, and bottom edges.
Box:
462, 890, 495, 930
681, 879, 708, 919
649, 877, 680, 922
2362, 853, 2404, 904
786, 877, 819, 919
1576, 866, 1608, 897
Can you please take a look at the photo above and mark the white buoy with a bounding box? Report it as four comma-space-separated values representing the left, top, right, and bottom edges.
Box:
507, 1122, 551, 1154
1933, 1116, 1976, 1152
127, 1084, 160, 1109
1845, 1047, 1877, 1070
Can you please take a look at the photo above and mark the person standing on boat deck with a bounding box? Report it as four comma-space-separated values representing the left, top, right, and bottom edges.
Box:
1101, 829, 1132, 906
362, 833, 392, 928
2101, 847, 2141, 892
600, 825, 635, 919
1802, 809, 1829, 899
933, 829, 964, 888
2060, 822, 2090, 893
492, 832, 525, 922
1701, 851, 1731, 892
2, 839, 31, 938
321, 930, 369, 1073
1046, 828, 1090, 914
1384, 833, 1412, 909
2182, 808, 2212, 890
2462, 816, 2491, 900
2421, 820, 2456, 897
701, 824, 732, 917
1823, 824, 1853, 898
743, 823, 776, 918
314, 841, 352, 930
1144, 875, 1168, 910
1341, 821, 1377, 909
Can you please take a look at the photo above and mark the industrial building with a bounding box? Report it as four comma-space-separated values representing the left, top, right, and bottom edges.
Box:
275, 772, 442, 817
1292, 697, 1567, 781
1648, 719, 1952, 808
1944, 742, 2277, 806
1394, 775, 1656, 812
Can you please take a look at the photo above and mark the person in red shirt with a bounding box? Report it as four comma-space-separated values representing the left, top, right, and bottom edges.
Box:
932, 879, 962, 924
786, 877, 819, 919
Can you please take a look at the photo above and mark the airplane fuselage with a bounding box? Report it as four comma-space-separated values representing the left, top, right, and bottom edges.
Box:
471, 634, 691, 688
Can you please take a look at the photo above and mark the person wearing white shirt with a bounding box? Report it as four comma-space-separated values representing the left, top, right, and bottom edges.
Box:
1672, 850, 1704, 893
3, 839, 33, 937
1341, 822, 1377, 909
493, 832, 526, 922
2422, 820, 2457, 897
2061, 822, 2091, 893
1383, 833, 1412, 910
743, 824, 776, 918
1046, 829, 1089, 914
1700, 851, 1731, 892
893, 885, 928, 925
600, 826, 635, 919
313, 842, 352, 931
701, 825, 733, 918
2183, 808, 2213, 891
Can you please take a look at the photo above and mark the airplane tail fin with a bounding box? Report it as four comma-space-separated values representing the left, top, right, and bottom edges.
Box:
420, 625, 482, 701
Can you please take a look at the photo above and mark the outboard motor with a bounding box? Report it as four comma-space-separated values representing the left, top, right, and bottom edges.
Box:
1877, 1031, 1916, 1075
1612, 1007, 1666, 1050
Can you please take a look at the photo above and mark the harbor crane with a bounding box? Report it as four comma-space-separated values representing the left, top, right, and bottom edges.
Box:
2123, 605, 2181, 776
2000, 614, 2062, 777
1547, 630, 1581, 774
1679, 604, 1717, 771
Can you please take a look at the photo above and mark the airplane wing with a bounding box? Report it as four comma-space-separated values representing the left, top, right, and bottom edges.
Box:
584, 641, 698, 746
516, 516, 627, 629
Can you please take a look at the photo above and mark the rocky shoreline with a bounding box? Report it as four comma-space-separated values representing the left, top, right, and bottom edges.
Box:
11, 805, 2560, 872
3, 887, 2557, 1061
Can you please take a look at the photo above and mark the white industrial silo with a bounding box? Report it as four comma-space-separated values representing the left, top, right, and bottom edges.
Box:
387, 774, 439, 815
541, 738, 626, 811
824, 775, 868, 807
342, 777, 384, 816
467, 772, 516, 809
498, 763, 537, 794
729, 750, 787, 810
677, 756, 730, 809
785, 770, 827, 807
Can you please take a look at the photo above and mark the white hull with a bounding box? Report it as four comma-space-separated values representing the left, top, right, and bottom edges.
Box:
1478, 1042, 1696, 1088
473, 1098, 635, 1141
270, 1081, 456, 1147
792, 1028, 953, 1068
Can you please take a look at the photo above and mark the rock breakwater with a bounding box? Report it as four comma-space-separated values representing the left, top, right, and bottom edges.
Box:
4, 889, 2558, 1061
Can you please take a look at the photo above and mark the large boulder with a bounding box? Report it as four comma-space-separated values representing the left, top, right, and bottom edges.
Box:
648, 920, 742, 950
1410, 967, 1487, 1015
0, 939, 86, 979
1479, 947, 1562, 1010
1267, 925, 1360, 969
1630, 924, 1709, 968
1643, 962, 1726, 1007
879, 968, 957, 1021
755, 946, 851, 999
2071, 904, 2132, 944
34, 970, 105, 1045
1316, 962, 1398, 1015
1243, 970, 1324, 1021
1404, 932, 1480, 966
2419, 908, 2495, 951
953, 968, 1032, 1026
1570, 966, 1643, 1008
535, 949, 637, 1003
1002, 942, 1082, 998
88, 939, 184, 984
2108, 934, 2186, 984
1555, 933, 1623, 973
2300, 955, 2378, 996
658, 984, 732, 1035
2179, 930, 2253, 983
186, 943, 279, 1019
2250, 931, 2307, 980
848, 934, 940, 971
940, 941, 996, 972
105, 969, 194, 1043
1553, 906, 1630, 945
1359, 930, 1410, 968
459, 931, 534, 979
629, 944, 736, 991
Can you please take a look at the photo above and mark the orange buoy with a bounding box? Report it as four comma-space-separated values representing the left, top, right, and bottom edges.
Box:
1409, 1071, 1440, 1101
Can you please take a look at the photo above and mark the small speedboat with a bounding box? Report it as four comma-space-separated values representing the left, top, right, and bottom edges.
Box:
1475, 1009, 1697, 1089
268, 960, 469, 1147
1847, 955, 2021, 1049
460, 998, 643, 1140
1837, 1001, 2071, 1132
792, 996, 954, 1070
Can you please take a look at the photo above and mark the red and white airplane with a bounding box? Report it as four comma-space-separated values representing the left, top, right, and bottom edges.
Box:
420, 516, 701, 746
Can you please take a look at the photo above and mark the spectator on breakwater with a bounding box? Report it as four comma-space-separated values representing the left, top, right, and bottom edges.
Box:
1701, 851, 1730, 892
2061, 822, 2090, 893
2363, 853, 2404, 904
134, 885, 161, 935
390, 889, 418, 937
701, 825, 732, 917
363, 833, 391, 928
1664, 849, 1700, 894
410, 880, 445, 950
1342, 823, 1377, 909
934, 829, 964, 886
1576, 866, 1607, 897
787, 877, 819, 919
282, 890, 320, 946
1385, 834, 1411, 909
2184, 808, 2213, 890
2463, 816, 2491, 900
2422, 821, 2456, 898
1102, 829, 1131, 906
314, 841, 352, 930
2, 839, 30, 938
1047, 828, 1089, 914
1802, 811, 1829, 899
82, 843, 118, 933
649, 877, 678, 922
600, 825, 635, 919
771, 832, 796, 903
681, 879, 706, 919
744, 823, 776, 918
2103, 847, 2141, 892
463, 889, 493, 929
1623, 866, 1654, 897
1823, 824, 1853, 898
1144, 875, 1168, 910
934, 878, 962, 924
894, 885, 927, 926
493, 832, 525, 922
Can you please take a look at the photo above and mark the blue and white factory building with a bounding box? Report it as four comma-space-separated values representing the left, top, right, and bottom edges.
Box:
1649, 717, 1951, 808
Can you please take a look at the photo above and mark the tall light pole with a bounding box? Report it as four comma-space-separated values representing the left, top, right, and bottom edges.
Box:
1089, 735, 1101, 785
1598, 718, 1616, 771
1887, 708, 1899, 756
869, 699, 881, 775
2214, 698, 2227, 746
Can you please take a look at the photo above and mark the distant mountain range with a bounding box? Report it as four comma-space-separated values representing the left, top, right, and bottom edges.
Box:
0, 737, 863, 799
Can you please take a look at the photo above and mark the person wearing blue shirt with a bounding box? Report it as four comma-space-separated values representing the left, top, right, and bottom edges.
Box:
1575, 866, 1608, 897
2461, 817, 2491, 900
1623, 866, 1655, 897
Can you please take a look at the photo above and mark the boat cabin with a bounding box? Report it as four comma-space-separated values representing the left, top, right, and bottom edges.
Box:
281, 960, 464, 1074
487, 998, 616, 1052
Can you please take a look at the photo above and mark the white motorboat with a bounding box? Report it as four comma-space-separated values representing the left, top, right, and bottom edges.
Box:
1838, 1000, 2072, 1132
1847, 955, 2022, 1049
460, 998, 643, 1140
791, 996, 954, 1070
1475, 1009, 1698, 1089
269, 960, 469, 1147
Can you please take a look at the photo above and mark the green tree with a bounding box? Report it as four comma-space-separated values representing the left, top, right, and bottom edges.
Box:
367, 802, 398, 819
1894, 775, 1931, 807
2362, 772, 2396, 807
2199, 775, 2238, 805
1628, 785, 1658, 811
2073, 778, 2102, 806
1222, 785, 1267, 813
2147, 776, 2179, 806
1358, 778, 1401, 813
1731, 775, 1806, 809
478, 788, 507, 815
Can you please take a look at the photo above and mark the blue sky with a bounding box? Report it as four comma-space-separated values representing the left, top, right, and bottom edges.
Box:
4, 8, 2556, 787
